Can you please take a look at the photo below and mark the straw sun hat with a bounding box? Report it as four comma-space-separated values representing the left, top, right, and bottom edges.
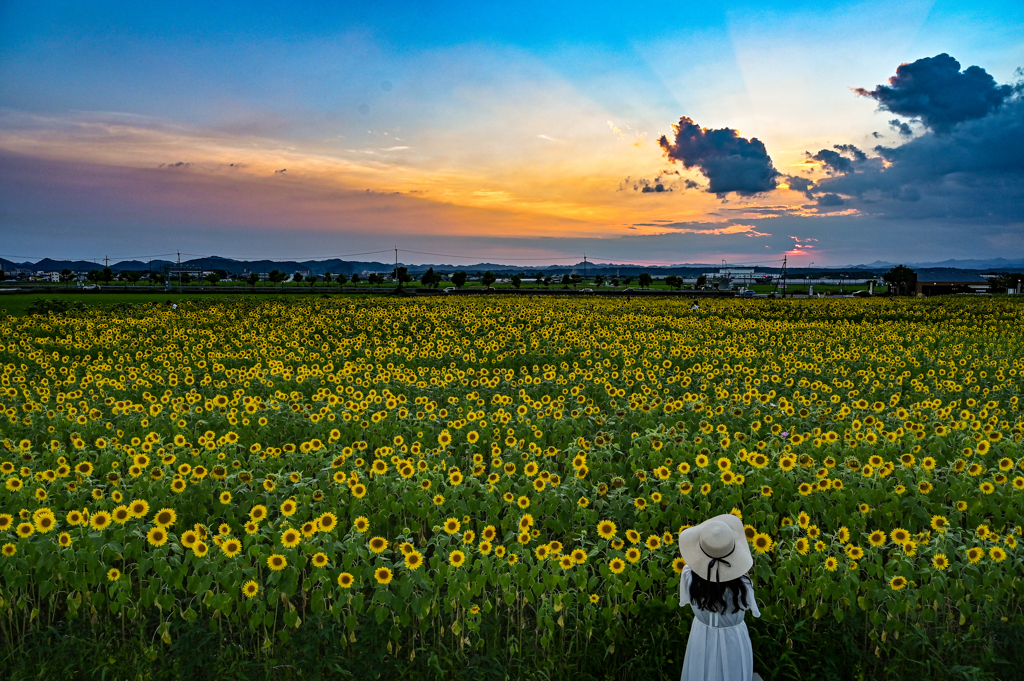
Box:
678, 514, 753, 583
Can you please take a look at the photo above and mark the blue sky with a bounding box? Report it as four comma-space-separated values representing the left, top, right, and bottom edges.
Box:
1, 0, 1022, 265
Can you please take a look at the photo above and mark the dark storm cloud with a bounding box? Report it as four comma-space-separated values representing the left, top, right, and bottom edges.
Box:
809, 149, 854, 175
619, 171, 682, 194
783, 175, 816, 199
808, 144, 868, 175
817, 96, 1024, 221
833, 144, 867, 162
658, 116, 779, 196
792, 56, 1023, 226
889, 119, 914, 138
855, 53, 1013, 133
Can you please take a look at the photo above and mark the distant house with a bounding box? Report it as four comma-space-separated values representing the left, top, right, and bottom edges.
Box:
914, 270, 991, 296
164, 264, 203, 279
702, 268, 756, 290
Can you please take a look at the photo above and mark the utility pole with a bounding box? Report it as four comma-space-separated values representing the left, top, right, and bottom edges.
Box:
104, 255, 109, 268
583, 254, 587, 283
774, 255, 788, 295
394, 247, 398, 284
177, 251, 182, 294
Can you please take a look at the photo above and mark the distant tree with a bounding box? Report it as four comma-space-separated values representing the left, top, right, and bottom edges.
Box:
322, 272, 333, 286
268, 270, 287, 288
594, 274, 605, 287
150, 272, 165, 286
60, 269, 75, 288
534, 271, 545, 285
610, 278, 619, 287
306, 274, 319, 289
180, 272, 192, 285
989, 272, 1023, 293
87, 270, 100, 283
570, 274, 582, 289
638, 273, 653, 289
101, 267, 114, 284
246, 272, 260, 288
665, 275, 683, 290
391, 267, 411, 285
695, 274, 707, 289
335, 273, 349, 288
482, 271, 497, 287
560, 274, 571, 288
292, 272, 304, 284
883, 265, 917, 296
510, 273, 522, 289
367, 273, 383, 286
350, 272, 361, 286
421, 268, 442, 288
452, 271, 468, 289
205, 272, 221, 286
543, 275, 552, 287
622, 276, 633, 286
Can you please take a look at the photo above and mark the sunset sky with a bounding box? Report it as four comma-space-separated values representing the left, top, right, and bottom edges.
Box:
1, 0, 1022, 266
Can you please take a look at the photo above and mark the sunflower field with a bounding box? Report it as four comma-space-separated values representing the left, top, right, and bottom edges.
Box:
1, 296, 1022, 680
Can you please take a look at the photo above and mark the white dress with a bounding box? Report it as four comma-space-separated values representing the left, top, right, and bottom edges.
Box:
678, 565, 760, 681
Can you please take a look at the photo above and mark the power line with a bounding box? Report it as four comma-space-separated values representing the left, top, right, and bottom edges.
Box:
396, 248, 571, 262
1, 252, 180, 261
175, 249, 394, 261
4, 247, 798, 270
716, 258, 789, 267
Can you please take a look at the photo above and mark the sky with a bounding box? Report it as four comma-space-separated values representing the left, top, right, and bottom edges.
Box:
1, 0, 1022, 266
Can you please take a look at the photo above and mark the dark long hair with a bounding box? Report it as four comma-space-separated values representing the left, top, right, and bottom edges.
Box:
689, 570, 750, 614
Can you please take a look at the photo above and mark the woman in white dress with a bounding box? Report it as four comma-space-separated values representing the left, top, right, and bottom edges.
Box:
677, 514, 761, 681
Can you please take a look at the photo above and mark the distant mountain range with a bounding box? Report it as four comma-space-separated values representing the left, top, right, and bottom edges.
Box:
847, 258, 1024, 270
2, 254, 1023, 276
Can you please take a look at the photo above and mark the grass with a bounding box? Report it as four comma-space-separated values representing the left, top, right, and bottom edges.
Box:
0, 292, 226, 317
